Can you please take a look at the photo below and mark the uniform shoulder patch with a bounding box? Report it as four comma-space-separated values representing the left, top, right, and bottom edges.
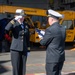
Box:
10, 20, 15, 25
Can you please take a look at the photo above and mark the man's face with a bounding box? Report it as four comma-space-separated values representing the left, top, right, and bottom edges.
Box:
20, 16, 25, 22
48, 17, 53, 25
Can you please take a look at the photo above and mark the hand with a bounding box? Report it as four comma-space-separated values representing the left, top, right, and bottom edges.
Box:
4, 34, 12, 42
14, 16, 22, 20
38, 35, 43, 39
40, 30, 45, 35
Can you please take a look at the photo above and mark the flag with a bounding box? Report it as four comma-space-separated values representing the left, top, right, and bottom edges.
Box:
35, 28, 45, 38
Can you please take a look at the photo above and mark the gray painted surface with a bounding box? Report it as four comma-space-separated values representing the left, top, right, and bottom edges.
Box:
0, 0, 49, 9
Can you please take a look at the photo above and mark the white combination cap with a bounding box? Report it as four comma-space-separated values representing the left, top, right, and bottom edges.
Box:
15, 9, 26, 16
47, 9, 64, 19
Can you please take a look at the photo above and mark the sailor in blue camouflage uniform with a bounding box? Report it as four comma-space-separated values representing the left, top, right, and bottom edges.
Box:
5, 9, 30, 75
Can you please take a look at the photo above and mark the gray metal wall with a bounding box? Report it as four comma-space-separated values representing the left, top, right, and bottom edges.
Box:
0, 0, 49, 9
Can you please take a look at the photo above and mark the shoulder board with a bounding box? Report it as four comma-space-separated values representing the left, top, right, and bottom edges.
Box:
10, 20, 15, 25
